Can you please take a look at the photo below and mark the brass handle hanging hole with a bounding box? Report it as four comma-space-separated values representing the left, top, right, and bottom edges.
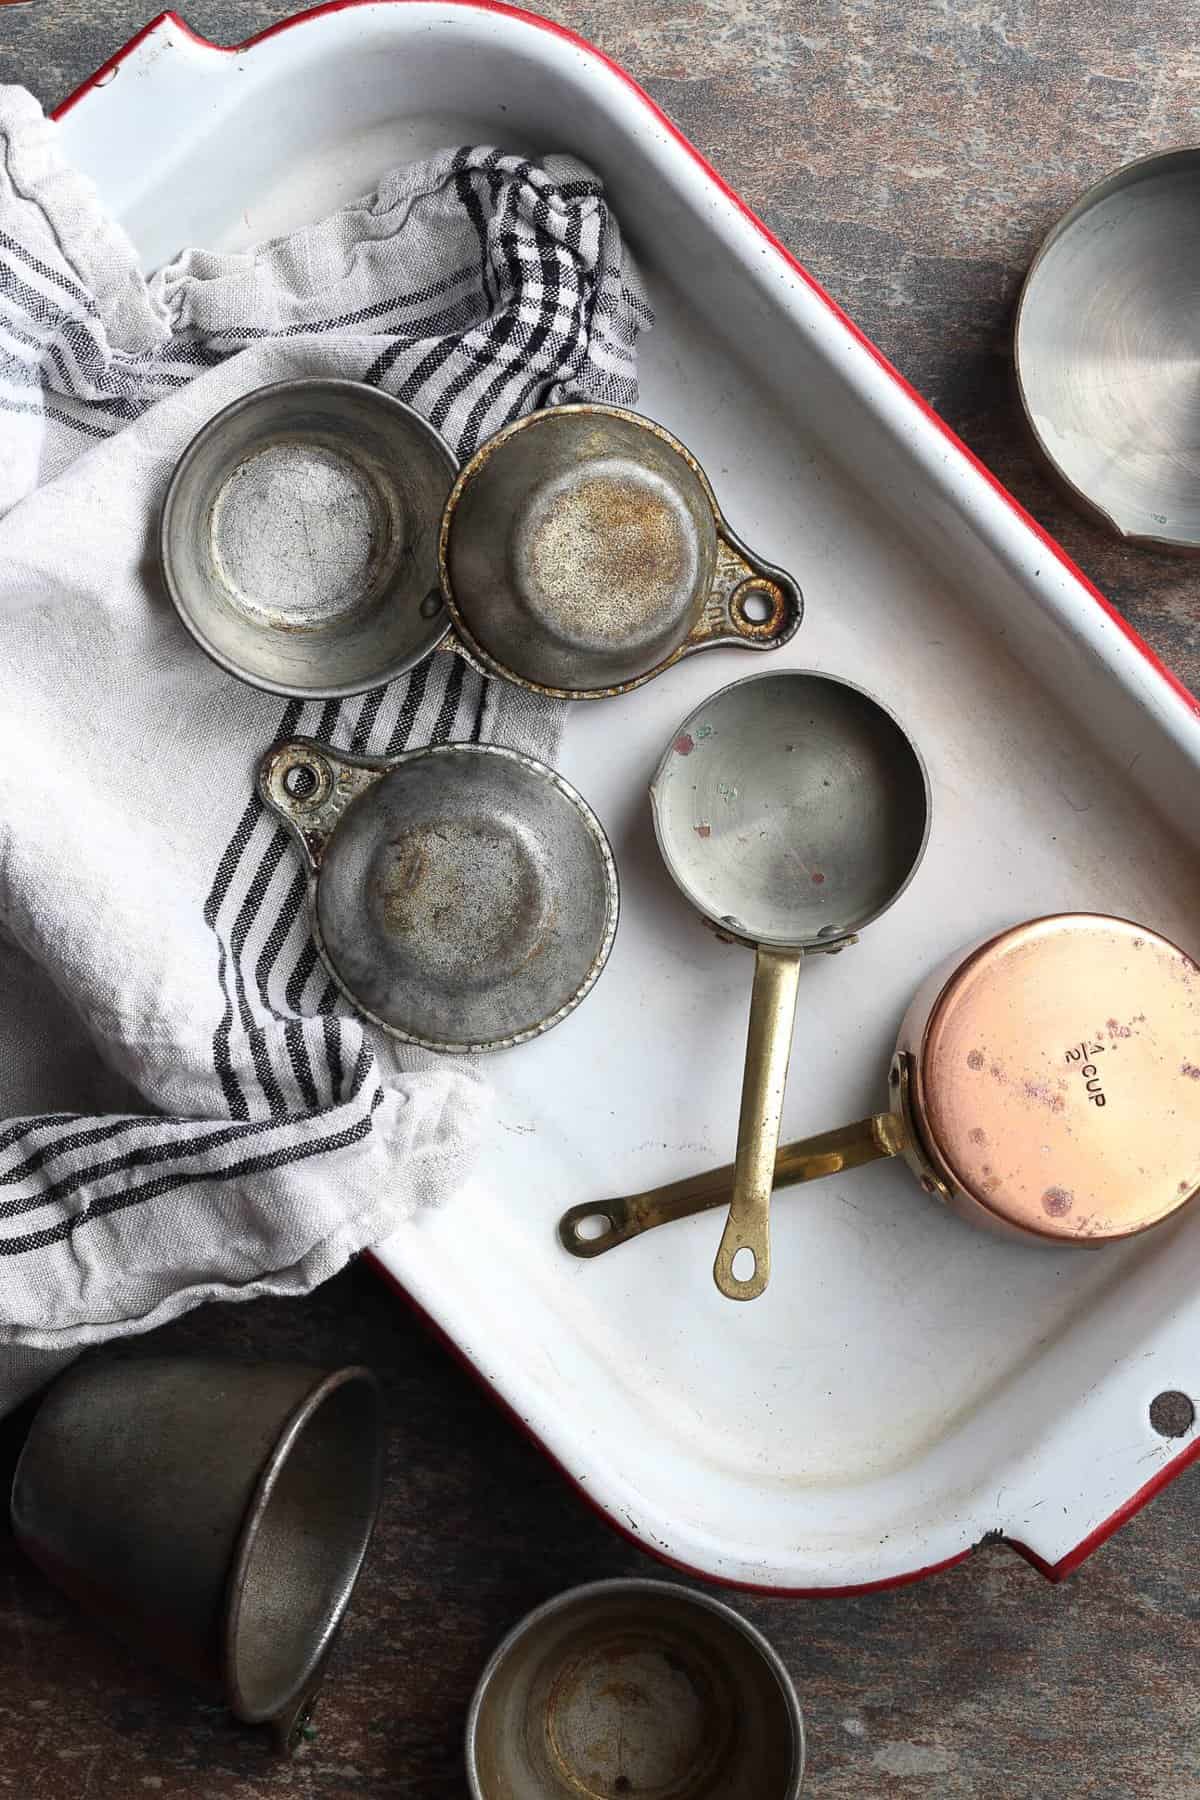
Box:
730, 1246, 756, 1283
573, 1213, 613, 1244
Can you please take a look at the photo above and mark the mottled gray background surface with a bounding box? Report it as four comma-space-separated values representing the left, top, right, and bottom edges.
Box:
2, 3, 1200, 1797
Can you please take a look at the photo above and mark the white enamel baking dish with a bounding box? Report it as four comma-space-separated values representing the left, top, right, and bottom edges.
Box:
56, 2, 1200, 1594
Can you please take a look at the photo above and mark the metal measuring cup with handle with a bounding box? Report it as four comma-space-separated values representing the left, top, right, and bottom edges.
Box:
646, 669, 931, 1301
162, 387, 803, 703
561, 914, 1200, 1259
439, 403, 803, 697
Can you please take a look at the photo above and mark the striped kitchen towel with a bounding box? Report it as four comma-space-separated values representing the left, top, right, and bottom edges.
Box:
0, 86, 652, 1407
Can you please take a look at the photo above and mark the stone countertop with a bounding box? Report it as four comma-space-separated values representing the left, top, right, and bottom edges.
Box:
2, 3, 1199, 1797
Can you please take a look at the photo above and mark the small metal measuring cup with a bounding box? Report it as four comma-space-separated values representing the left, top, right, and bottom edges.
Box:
466, 1579, 805, 1799
561, 914, 1200, 1257
11, 1356, 383, 1751
650, 671, 930, 1300
439, 404, 803, 697
259, 738, 619, 1052
1015, 148, 1200, 551
164, 389, 802, 703
161, 379, 457, 698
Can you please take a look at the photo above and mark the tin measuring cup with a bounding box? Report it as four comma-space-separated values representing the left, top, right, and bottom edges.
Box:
10, 1356, 383, 1752
439, 403, 803, 698
161, 379, 458, 698
259, 738, 619, 1052
1015, 148, 1200, 551
466, 1579, 805, 1799
650, 670, 929, 1301
560, 914, 1200, 1258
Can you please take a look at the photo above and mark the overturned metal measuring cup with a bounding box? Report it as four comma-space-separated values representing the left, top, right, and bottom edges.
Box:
561, 914, 1200, 1258
11, 1356, 383, 1751
439, 403, 803, 698
649, 670, 930, 1301
260, 738, 619, 1052
1015, 148, 1200, 551
161, 379, 458, 698
466, 1579, 805, 1799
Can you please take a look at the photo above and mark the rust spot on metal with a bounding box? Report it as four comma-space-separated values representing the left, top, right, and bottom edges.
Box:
810, 870, 825, 884
1042, 1186, 1073, 1217
598, 1681, 650, 1706
674, 733, 695, 756
370, 819, 555, 977
694, 823, 711, 839
729, 576, 788, 640
438, 403, 801, 701
1023, 1079, 1066, 1112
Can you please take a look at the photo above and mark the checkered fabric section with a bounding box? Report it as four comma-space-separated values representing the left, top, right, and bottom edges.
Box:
0, 91, 652, 1395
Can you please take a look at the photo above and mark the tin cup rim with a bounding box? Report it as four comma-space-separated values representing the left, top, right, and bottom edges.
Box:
464, 1575, 806, 1798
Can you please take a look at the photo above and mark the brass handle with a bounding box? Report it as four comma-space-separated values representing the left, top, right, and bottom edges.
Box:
558, 1112, 906, 1257
714, 945, 803, 1300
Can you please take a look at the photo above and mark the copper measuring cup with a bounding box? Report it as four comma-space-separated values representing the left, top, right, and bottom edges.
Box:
648, 670, 930, 1301
560, 914, 1200, 1259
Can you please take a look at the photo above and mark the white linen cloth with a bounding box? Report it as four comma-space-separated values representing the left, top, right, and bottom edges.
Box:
0, 87, 652, 1410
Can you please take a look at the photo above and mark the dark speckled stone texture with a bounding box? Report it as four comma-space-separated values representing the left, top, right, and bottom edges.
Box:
2, 4, 1200, 1796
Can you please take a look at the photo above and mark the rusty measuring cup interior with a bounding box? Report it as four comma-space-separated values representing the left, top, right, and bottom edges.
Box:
438, 403, 803, 698
466, 1578, 805, 1798
649, 670, 930, 1301
561, 914, 1200, 1260
259, 737, 619, 1053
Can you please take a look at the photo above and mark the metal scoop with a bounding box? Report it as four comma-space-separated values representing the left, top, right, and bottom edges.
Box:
649, 670, 929, 1300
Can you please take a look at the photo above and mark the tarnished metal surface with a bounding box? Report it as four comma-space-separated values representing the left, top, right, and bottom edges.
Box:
161, 378, 457, 697
259, 738, 619, 1054
439, 403, 803, 699
559, 1112, 906, 1256
716, 943, 802, 1299
466, 1579, 804, 1799
651, 670, 930, 1300
22, 9, 1200, 1796
902, 913, 1200, 1242
11, 1358, 382, 1754
650, 672, 930, 953
1016, 148, 1200, 551
560, 915, 1200, 1258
